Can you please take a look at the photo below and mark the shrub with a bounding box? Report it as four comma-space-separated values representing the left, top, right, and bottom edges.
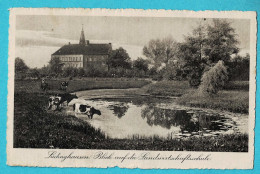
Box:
199, 60, 228, 95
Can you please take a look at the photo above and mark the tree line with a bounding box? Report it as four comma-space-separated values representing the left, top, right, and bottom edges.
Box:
15, 19, 249, 94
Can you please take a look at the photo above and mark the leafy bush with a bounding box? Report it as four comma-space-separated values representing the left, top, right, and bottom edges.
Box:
199, 60, 228, 94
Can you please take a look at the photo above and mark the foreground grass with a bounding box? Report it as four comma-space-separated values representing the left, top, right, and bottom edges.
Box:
147, 80, 249, 114
14, 92, 248, 151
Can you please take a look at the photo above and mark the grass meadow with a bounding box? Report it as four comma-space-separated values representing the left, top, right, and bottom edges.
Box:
15, 78, 151, 94
13, 78, 249, 151
14, 92, 248, 151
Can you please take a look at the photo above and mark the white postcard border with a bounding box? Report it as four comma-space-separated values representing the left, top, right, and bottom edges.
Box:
7, 8, 257, 169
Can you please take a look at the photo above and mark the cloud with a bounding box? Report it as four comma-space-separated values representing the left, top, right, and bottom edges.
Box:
15, 30, 144, 68
16, 30, 77, 47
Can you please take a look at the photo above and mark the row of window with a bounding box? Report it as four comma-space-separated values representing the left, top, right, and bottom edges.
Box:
64, 63, 83, 68
88, 57, 104, 62
58, 56, 106, 62
60, 57, 82, 62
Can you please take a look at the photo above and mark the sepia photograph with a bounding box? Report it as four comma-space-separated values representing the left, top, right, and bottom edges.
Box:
7, 8, 256, 169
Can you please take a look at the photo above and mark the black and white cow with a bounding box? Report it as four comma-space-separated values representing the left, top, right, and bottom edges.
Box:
48, 95, 61, 110
73, 103, 101, 119
41, 79, 49, 91
48, 93, 78, 110
60, 81, 69, 91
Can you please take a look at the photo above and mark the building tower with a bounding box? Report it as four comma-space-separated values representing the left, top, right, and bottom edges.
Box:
79, 24, 86, 45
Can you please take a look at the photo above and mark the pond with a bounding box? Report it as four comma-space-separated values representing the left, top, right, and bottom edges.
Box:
69, 95, 248, 139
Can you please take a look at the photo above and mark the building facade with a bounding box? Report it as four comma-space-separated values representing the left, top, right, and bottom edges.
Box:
51, 27, 112, 70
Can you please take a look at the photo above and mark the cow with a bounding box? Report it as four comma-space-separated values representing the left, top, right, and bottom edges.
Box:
40, 79, 49, 91
58, 93, 78, 106
73, 103, 101, 119
60, 81, 69, 91
48, 93, 78, 110
48, 95, 61, 110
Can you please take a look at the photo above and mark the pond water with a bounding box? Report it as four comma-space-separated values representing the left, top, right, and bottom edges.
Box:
69, 96, 248, 139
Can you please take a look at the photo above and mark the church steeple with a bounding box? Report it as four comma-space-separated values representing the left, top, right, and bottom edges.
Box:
79, 24, 86, 45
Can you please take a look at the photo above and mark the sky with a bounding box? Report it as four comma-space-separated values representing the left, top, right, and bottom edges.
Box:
15, 15, 250, 68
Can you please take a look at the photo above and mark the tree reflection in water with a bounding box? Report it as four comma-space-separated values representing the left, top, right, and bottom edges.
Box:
141, 106, 228, 132
108, 104, 129, 118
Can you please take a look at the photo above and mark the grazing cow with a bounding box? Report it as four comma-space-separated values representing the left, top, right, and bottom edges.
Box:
58, 93, 78, 106
48, 95, 61, 110
73, 103, 101, 119
88, 107, 101, 119
60, 81, 69, 91
48, 96, 55, 109
48, 93, 77, 110
40, 79, 49, 91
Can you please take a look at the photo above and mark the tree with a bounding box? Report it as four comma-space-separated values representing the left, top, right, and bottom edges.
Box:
143, 36, 178, 69
163, 61, 184, 80
107, 47, 131, 70
204, 19, 239, 63
199, 60, 228, 95
15, 57, 28, 73
133, 57, 149, 72
38, 65, 50, 77
15, 57, 29, 79
78, 68, 85, 77
49, 57, 63, 75
227, 53, 250, 81
177, 19, 239, 86
176, 24, 208, 86
28, 68, 40, 79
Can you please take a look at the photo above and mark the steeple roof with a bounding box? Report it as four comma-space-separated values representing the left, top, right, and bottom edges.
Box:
79, 25, 86, 45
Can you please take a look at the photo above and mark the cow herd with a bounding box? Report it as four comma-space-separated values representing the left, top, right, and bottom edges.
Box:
47, 93, 102, 119
40, 79, 69, 91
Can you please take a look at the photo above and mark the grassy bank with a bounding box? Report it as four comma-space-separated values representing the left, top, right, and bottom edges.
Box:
15, 78, 151, 94
146, 80, 192, 97
14, 92, 248, 151
146, 80, 249, 114
177, 90, 249, 113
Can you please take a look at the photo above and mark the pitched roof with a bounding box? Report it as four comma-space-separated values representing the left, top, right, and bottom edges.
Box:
52, 43, 111, 55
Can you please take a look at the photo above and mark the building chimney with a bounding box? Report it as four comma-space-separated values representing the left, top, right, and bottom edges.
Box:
68, 42, 71, 45
86, 40, 90, 45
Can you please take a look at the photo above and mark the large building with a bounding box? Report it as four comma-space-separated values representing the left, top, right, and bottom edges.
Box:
51, 26, 112, 70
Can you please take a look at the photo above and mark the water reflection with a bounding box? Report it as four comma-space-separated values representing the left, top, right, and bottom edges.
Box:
108, 104, 129, 118
77, 97, 242, 139
141, 106, 233, 134
141, 106, 197, 131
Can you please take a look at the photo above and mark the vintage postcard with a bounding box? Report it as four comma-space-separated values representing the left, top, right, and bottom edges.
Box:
7, 8, 256, 169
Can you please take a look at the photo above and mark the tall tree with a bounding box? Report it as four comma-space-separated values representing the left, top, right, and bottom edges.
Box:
176, 25, 208, 86
177, 19, 239, 86
204, 19, 239, 63
143, 36, 178, 69
107, 47, 131, 69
